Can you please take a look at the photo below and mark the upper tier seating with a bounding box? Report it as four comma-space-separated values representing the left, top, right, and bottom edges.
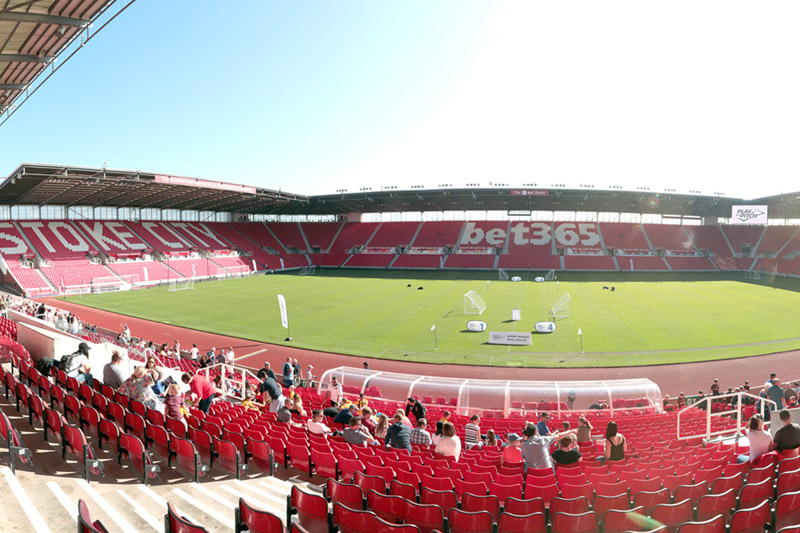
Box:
367, 222, 422, 248
18, 220, 100, 259
643, 225, 697, 254
683, 226, 733, 257
168, 222, 234, 253
712, 256, 755, 271
411, 221, 464, 248
329, 223, 381, 252
721, 226, 764, 255
266, 223, 309, 252
754, 226, 799, 256
301, 222, 343, 252
124, 221, 197, 254
499, 222, 560, 270
206, 223, 294, 270
0, 222, 55, 294
74, 220, 151, 257
600, 223, 651, 254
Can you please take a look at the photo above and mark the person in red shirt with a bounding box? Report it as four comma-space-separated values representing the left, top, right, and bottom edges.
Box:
181, 372, 217, 414
502, 433, 523, 465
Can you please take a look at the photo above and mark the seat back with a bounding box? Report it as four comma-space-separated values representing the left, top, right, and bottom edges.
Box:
550, 511, 599, 533
166, 502, 209, 532
236, 498, 284, 533
602, 506, 647, 533
729, 500, 771, 533
447, 508, 493, 533
290, 486, 331, 533
496, 512, 547, 533
325, 479, 364, 509
677, 515, 725, 533
333, 502, 378, 533
78, 499, 109, 533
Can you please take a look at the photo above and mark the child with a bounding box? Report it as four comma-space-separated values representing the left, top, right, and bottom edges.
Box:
502, 433, 523, 465
164, 383, 187, 426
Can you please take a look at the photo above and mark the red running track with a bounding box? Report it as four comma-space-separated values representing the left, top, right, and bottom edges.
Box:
44, 298, 797, 397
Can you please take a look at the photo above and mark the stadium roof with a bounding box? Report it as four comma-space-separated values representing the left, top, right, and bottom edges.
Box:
0, 0, 128, 125
1, 163, 307, 212
1, 162, 798, 218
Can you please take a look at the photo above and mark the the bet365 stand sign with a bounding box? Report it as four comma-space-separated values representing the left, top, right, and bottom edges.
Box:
731, 205, 768, 225
459, 222, 601, 247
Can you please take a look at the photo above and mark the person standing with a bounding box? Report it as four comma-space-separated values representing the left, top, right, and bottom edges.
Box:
325, 376, 342, 407
774, 409, 800, 454
768, 379, 787, 412
405, 397, 426, 421
190, 344, 199, 361
259, 372, 284, 413
181, 372, 217, 414
282, 358, 294, 387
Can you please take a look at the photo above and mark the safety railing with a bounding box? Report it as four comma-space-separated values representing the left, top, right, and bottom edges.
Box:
676, 391, 777, 442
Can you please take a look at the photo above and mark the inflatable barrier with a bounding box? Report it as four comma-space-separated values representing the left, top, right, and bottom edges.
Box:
534, 321, 556, 333
467, 321, 487, 332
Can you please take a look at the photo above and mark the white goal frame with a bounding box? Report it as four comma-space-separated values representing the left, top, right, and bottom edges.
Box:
545, 269, 556, 281
224, 265, 251, 277
300, 265, 317, 276
90, 274, 139, 294
498, 268, 509, 281
168, 278, 195, 292
550, 293, 571, 320
744, 270, 761, 280
464, 290, 486, 315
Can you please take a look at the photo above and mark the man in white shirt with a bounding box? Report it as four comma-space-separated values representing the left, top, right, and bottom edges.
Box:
226, 347, 235, 364
307, 409, 333, 436
326, 376, 342, 407
190, 344, 199, 360
66, 342, 93, 387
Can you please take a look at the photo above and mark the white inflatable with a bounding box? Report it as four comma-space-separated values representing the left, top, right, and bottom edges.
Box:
511, 276, 522, 282
534, 276, 545, 282
534, 321, 556, 333
467, 320, 487, 332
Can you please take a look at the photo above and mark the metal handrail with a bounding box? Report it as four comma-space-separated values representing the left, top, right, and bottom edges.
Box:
676, 391, 777, 442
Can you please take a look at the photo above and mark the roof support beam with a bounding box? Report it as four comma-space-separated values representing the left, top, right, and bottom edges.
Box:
0, 53, 54, 63
0, 12, 89, 27
0, 84, 27, 90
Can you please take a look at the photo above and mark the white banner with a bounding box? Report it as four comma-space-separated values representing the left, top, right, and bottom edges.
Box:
488, 331, 532, 346
277, 294, 289, 329
731, 205, 768, 225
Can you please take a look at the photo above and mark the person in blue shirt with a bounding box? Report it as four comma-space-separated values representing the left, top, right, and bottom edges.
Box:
282, 358, 294, 387
537, 412, 551, 436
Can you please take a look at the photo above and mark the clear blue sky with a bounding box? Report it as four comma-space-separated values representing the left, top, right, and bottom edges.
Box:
1, 1, 799, 199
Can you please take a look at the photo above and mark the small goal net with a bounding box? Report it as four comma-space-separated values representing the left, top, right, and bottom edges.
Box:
300, 265, 317, 276
498, 268, 509, 281
550, 293, 571, 320
224, 265, 251, 277
464, 290, 486, 315
744, 270, 761, 280
168, 278, 195, 292
90, 275, 138, 294
545, 269, 556, 281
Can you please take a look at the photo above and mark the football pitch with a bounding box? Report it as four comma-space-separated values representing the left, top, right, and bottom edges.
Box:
62, 271, 800, 368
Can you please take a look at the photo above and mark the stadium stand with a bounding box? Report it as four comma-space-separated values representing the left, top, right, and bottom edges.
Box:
684, 225, 734, 257
301, 222, 343, 253
601, 223, 652, 255
721, 225, 765, 256
664, 256, 717, 271
562, 255, 617, 270
617, 255, 669, 271
267, 223, 311, 253
643, 224, 698, 255
754, 225, 799, 257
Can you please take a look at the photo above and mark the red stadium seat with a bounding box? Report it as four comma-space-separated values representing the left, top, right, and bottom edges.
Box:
447, 508, 493, 533
325, 479, 364, 509
695, 489, 735, 523
550, 511, 598, 533
119, 433, 160, 485
367, 490, 408, 524
62, 423, 103, 481
165, 502, 208, 532
235, 497, 286, 533
496, 512, 547, 533
78, 499, 109, 533
288, 486, 331, 533
460, 493, 500, 524
602, 506, 647, 533
401, 501, 445, 533
729, 500, 771, 533
651, 499, 694, 533
550, 496, 590, 516
677, 515, 725, 533
332, 503, 378, 533
775, 490, 800, 530
420, 487, 457, 511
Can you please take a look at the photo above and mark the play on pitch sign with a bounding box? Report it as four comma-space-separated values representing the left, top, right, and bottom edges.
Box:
731, 205, 768, 225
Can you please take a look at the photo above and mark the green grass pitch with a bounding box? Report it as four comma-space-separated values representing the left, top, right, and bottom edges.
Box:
62, 271, 800, 368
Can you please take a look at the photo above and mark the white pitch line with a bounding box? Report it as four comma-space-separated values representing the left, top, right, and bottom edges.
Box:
1, 466, 52, 533
45, 481, 78, 523
222, 483, 273, 512
190, 482, 237, 509
137, 485, 195, 524
116, 489, 161, 532
172, 488, 234, 530
77, 479, 138, 533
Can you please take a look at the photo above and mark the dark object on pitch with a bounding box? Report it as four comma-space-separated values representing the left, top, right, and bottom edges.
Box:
603, 286, 609, 290
611, 287, 615, 291
407, 284, 412, 287
417, 287, 423, 290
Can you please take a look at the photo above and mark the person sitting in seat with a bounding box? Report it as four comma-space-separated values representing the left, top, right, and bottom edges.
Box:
552, 436, 582, 467
385, 413, 412, 454
434, 421, 461, 461
343, 417, 378, 447
307, 409, 333, 436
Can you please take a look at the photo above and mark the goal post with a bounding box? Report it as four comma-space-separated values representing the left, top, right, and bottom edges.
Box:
498, 268, 509, 281
550, 293, 571, 320
299, 265, 317, 276
90, 275, 139, 294
744, 270, 761, 280
168, 278, 195, 292
223, 264, 251, 277
464, 290, 486, 315
545, 269, 556, 281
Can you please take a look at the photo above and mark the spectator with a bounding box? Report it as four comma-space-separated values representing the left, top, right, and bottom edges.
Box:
396, 409, 413, 429
263, 362, 277, 381
282, 358, 294, 387
277, 398, 294, 423
774, 409, 800, 454
696, 391, 707, 411
363, 361, 370, 370
373, 414, 389, 441
343, 417, 378, 447
360, 408, 376, 433
164, 383, 187, 425
405, 397, 426, 421
439, 411, 451, 424
537, 413, 551, 436
677, 393, 687, 409
502, 433, 522, 465
102, 351, 125, 390
225, 347, 235, 367
552, 436, 582, 467
190, 344, 198, 361
306, 365, 314, 388
119, 367, 160, 411
603, 421, 627, 463
307, 409, 333, 436
291, 394, 306, 417
334, 404, 360, 427
65, 342, 93, 387
356, 393, 369, 410
562, 421, 571, 432
464, 415, 482, 449
520, 422, 558, 471
181, 372, 217, 414
434, 422, 461, 461
259, 372, 283, 412
768, 379, 786, 412
144, 356, 164, 394
738, 414, 772, 464
576, 417, 593, 443
410, 418, 432, 446
431, 421, 444, 446
385, 413, 412, 453
486, 429, 499, 447
663, 395, 672, 411
789, 396, 798, 409
567, 390, 577, 410
710, 378, 720, 396
325, 376, 342, 407
292, 358, 301, 384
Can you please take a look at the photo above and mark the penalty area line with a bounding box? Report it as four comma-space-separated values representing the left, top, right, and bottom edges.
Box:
233, 348, 268, 363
